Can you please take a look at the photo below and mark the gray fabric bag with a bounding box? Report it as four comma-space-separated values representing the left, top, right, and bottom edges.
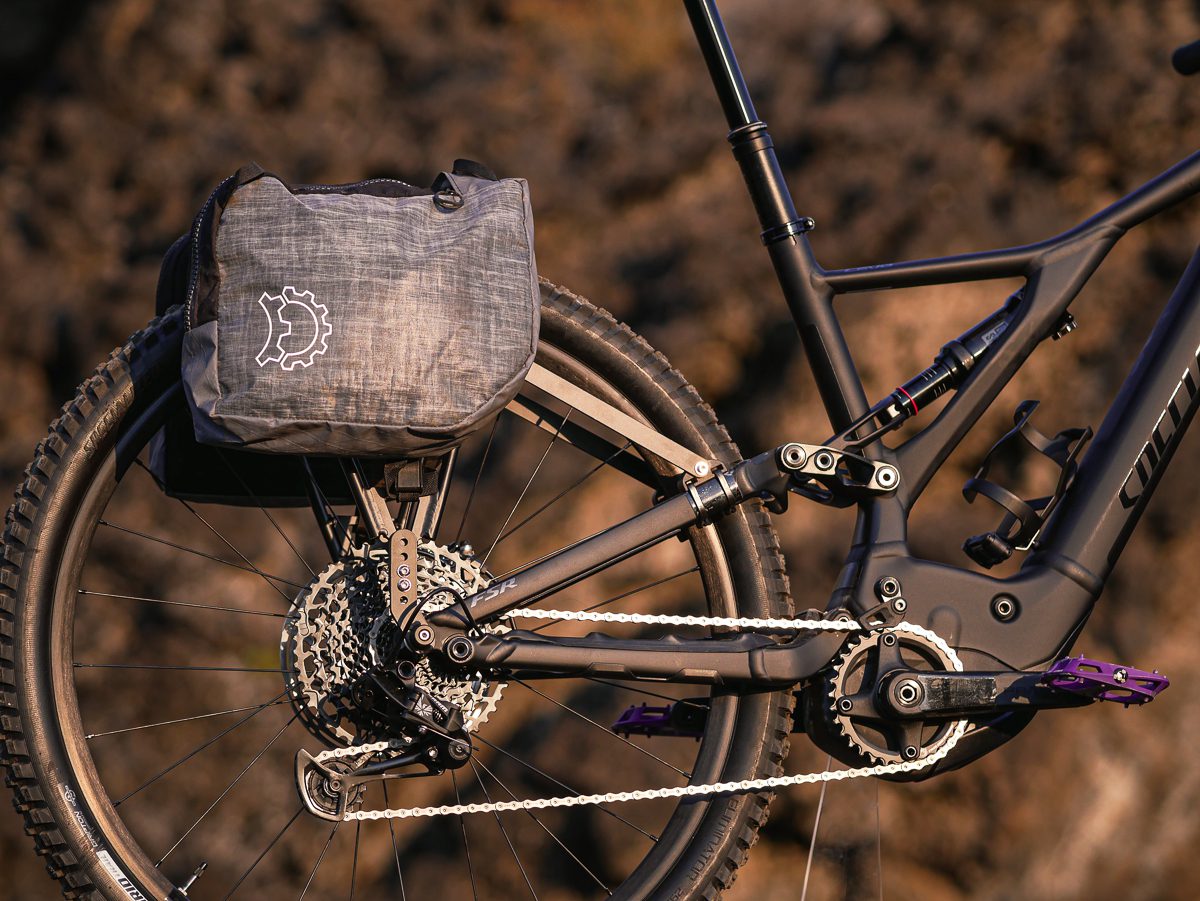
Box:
180, 162, 538, 456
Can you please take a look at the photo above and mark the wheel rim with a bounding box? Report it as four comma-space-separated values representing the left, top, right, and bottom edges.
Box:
34, 308, 778, 900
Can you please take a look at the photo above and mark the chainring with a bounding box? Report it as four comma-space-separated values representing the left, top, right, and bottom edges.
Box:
282, 539, 508, 747
826, 625, 964, 766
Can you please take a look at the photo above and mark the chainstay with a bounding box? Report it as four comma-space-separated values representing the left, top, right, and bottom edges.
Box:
316, 619, 964, 821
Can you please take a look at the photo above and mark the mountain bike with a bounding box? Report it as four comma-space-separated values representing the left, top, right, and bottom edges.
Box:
3, 1, 1198, 898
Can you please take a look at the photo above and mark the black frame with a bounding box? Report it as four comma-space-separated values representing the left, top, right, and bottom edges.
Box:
418, 0, 1200, 688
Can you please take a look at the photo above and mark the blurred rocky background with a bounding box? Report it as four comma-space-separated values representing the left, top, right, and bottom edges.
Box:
4, 0, 1200, 898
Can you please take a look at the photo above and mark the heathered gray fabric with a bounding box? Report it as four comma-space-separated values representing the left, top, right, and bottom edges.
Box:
182, 172, 538, 456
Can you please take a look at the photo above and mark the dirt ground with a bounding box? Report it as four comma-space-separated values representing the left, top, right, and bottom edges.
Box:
4, 2, 1200, 898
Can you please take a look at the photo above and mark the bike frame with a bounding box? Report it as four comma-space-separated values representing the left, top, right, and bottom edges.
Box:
419, 0, 1200, 688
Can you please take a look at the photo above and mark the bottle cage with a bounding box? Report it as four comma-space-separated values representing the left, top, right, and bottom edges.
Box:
962, 400, 1093, 568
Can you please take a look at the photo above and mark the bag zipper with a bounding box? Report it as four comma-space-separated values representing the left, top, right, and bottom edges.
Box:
184, 174, 235, 331
184, 175, 428, 330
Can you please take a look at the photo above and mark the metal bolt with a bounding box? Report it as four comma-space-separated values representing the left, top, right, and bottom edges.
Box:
780, 443, 808, 470
695, 461, 710, 477
895, 679, 922, 707
903, 745, 919, 760
813, 450, 835, 471
876, 576, 901, 600
398, 578, 412, 592
1114, 668, 1128, 684
892, 597, 908, 613
446, 636, 474, 663
427, 747, 439, 760
991, 595, 1018, 622
398, 564, 411, 577
448, 741, 470, 761
413, 626, 434, 646
837, 697, 854, 713
875, 465, 898, 489
459, 543, 474, 557
179, 862, 208, 895
881, 632, 897, 647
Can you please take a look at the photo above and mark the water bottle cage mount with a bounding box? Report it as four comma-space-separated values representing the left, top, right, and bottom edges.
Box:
961, 400, 1093, 568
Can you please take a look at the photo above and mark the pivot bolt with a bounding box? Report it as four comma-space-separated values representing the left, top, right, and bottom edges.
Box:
837, 697, 854, 713
991, 595, 1019, 622
891, 598, 908, 613
881, 632, 898, 647
780, 443, 808, 470
903, 745, 920, 760
875, 465, 899, 489
445, 635, 475, 663
448, 741, 471, 761
413, 625, 435, 646
1114, 668, 1128, 684
875, 576, 901, 600
813, 450, 836, 471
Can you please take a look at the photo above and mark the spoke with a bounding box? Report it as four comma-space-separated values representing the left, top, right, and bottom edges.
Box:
483, 410, 572, 567
349, 820, 361, 901
214, 450, 317, 577
157, 712, 299, 865
474, 734, 656, 841
528, 567, 700, 633
455, 415, 501, 544
98, 520, 304, 589
222, 806, 303, 901
516, 680, 690, 779
87, 699, 288, 740
114, 690, 288, 805
470, 761, 539, 899
79, 589, 288, 619
298, 822, 340, 901
474, 756, 609, 894
381, 781, 408, 901
493, 440, 633, 548
801, 755, 832, 901
875, 780, 884, 901
75, 663, 291, 674
451, 770, 481, 901
169, 492, 295, 604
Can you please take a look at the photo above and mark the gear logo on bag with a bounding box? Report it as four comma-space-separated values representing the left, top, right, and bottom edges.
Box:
255, 286, 333, 370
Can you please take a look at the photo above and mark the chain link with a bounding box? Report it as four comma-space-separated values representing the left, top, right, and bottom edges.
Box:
310, 613, 965, 821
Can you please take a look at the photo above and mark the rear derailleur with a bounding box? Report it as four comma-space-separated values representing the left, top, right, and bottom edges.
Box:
296, 660, 473, 821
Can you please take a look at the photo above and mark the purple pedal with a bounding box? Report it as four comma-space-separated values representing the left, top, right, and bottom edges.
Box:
612, 702, 706, 739
1041, 655, 1169, 706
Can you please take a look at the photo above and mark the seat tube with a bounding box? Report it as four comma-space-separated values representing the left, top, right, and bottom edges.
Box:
683, 0, 869, 428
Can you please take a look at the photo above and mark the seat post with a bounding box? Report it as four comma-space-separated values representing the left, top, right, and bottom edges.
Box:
683, 0, 870, 429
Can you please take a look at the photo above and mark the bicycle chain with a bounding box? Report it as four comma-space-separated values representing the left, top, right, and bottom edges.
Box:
310, 613, 966, 821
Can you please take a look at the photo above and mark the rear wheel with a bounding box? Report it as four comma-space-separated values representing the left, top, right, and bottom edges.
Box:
2, 281, 793, 900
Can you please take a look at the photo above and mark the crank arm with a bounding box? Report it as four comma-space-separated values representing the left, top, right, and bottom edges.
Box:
877, 669, 1094, 720
459, 627, 849, 688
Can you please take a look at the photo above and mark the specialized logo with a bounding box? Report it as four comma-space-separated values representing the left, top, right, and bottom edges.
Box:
255, 286, 332, 370
1119, 341, 1200, 508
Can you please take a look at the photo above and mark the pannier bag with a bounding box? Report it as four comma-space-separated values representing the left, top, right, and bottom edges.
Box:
177, 161, 538, 456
